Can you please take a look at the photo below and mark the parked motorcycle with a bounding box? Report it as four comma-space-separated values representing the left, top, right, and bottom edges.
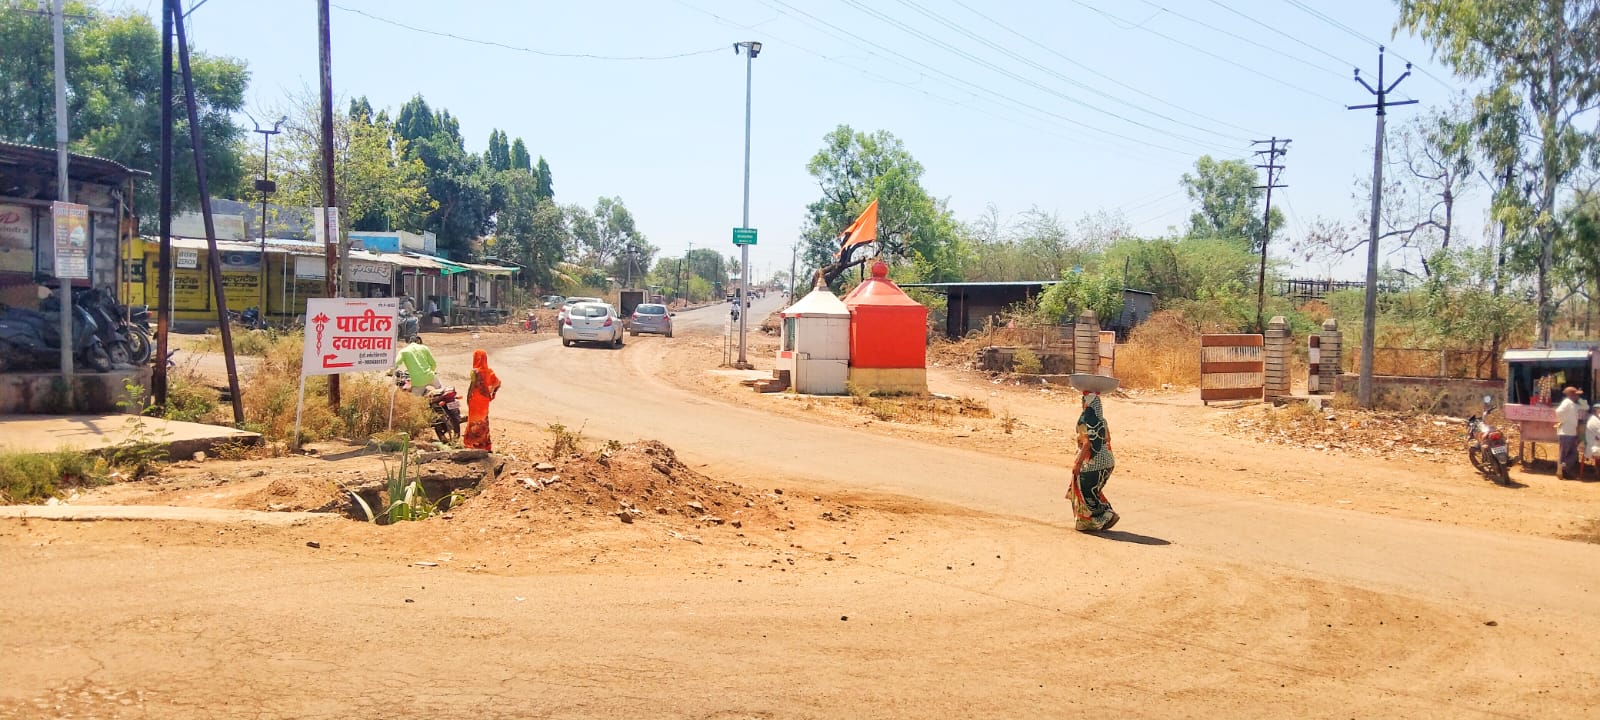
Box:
394, 369, 463, 443
0, 300, 113, 373
60, 287, 135, 367
121, 300, 153, 365
228, 306, 266, 331
1467, 394, 1512, 485
395, 305, 420, 342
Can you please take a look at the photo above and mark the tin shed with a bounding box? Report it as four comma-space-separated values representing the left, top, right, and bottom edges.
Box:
777, 286, 851, 395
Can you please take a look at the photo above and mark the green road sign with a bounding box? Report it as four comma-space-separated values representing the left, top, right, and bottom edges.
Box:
732, 227, 758, 246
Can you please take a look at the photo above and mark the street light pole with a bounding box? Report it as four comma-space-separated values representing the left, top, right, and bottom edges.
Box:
735, 40, 761, 369
251, 115, 284, 315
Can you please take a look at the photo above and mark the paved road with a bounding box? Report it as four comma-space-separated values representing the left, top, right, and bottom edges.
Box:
486, 316, 1600, 623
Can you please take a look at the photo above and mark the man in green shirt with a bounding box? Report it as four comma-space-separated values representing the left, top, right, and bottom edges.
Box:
395, 333, 440, 395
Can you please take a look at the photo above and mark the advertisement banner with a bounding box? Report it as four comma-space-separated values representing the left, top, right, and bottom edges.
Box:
220, 250, 261, 272
349, 260, 393, 285
177, 248, 199, 269
0, 203, 32, 274
294, 255, 327, 280
51, 201, 89, 279
313, 207, 341, 249
301, 297, 398, 376
173, 268, 208, 309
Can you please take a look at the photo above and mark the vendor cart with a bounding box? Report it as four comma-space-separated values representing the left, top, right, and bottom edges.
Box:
1501, 347, 1598, 462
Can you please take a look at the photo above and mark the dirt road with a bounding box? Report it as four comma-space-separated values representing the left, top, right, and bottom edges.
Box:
4, 303, 1599, 718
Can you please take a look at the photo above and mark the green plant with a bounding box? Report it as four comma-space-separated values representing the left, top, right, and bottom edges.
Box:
1012, 347, 1043, 374
846, 381, 873, 406
108, 379, 170, 480
0, 450, 108, 503
350, 435, 458, 523
602, 439, 623, 453
547, 423, 583, 459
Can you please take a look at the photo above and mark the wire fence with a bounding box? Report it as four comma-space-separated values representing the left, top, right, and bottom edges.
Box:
1346, 347, 1502, 380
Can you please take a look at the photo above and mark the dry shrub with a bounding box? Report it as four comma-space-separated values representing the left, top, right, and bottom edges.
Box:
241, 333, 432, 444
1012, 347, 1043, 374
1116, 310, 1204, 389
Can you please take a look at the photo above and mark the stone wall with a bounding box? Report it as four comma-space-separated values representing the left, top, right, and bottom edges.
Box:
1335, 373, 1502, 416
0, 368, 150, 414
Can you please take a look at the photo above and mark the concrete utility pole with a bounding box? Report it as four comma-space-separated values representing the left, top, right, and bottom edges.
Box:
789, 243, 798, 301
1252, 137, 1289, 334
734, 40, 761, 369
1349, 47, 1417, 408
318, 0, 340, 406
50, 0, 73, 388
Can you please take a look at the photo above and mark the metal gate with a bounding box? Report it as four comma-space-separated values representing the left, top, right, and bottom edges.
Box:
1200, 334, 1265, 404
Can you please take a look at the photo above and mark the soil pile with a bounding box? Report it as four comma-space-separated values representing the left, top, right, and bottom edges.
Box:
451, 440, 791, 531
1219, 403, 1464, 463
239, 476, 345, 512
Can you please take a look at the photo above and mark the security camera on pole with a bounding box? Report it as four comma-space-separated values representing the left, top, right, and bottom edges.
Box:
732, 40, 761, 370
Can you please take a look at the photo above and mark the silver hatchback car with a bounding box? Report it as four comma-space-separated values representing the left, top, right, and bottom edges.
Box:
629, 303, 673, 337
560, 302, 624, 348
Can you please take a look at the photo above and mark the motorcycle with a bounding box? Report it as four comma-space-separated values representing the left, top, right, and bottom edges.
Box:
1467, 394, 1512, 485
395, 305, 420, 342
394, 369, 463, 443
63, 287, 136, 367
0, 299, 113, 373
228, 306, 266, 331
124, 302, 153, 365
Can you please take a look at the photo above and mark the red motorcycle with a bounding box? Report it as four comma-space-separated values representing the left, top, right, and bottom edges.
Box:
1467, 395, 1512, 485
395, 370, 463, 443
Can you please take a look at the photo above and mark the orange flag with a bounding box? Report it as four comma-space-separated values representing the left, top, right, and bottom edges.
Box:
836, 199, 879, 256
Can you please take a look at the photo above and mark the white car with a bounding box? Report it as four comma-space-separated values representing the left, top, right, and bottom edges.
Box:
557, 296, 603, 324
560, 302, 624, 348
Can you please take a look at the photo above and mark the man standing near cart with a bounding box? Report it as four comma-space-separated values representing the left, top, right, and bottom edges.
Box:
1555, 386, 1589, 479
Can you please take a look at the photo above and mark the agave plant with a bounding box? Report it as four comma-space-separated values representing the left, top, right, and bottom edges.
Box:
348, 435, 460, 523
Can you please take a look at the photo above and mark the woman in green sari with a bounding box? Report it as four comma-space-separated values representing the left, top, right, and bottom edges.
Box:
1069, 390, 1119, 532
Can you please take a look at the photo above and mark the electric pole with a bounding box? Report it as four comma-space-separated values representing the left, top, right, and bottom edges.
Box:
1252, 137, 1289, 334
154, 0, 174, 407
734, 40, 761, 370
1349, 46, 1417, 408
251, 114, 285, 315
318, 0, 339, 405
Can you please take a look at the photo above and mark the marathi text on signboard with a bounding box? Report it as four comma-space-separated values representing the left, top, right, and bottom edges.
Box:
51, 201, 89, 280
300, 297, 398, 376
349, 260, 393, 285
177, 248, 199, 269
0, 203, 32, 274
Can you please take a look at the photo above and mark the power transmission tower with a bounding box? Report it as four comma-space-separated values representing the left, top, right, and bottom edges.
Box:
1252, 136, 1289, 333
1348, 47, 1417, 408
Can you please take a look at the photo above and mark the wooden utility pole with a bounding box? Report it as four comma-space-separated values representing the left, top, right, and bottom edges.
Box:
1252, 137, 1289, 334
172, 0, 244, 424
153, 0, 174, 407
318, 0, 340, 406
1348, 47, 1417, 408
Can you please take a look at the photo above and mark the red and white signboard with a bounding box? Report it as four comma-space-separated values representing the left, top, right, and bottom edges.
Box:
301, 297, 398, 376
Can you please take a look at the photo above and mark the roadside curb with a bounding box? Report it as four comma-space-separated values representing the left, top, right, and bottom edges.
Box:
0, 505, 337, 526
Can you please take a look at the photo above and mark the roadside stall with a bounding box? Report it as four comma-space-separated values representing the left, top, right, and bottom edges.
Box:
1501, 347, 1598, 462
776, 285, 851, 395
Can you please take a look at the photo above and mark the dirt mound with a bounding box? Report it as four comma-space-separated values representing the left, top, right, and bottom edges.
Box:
1218, 403, 1464, 463
450, 440, 789, 531
238, 476, 345, 512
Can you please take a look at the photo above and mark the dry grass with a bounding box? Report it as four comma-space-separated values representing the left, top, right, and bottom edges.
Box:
241, 334, 433, 445
1116, 310, 1206, 390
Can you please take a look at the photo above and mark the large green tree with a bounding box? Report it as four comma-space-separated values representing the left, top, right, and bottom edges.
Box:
394, 95, 493, 259
801, 125, 966, 286
269, 94, 433, 237
1398, 0, 1600, 343
0, 1, 248, 222
1180, 155, 1283, 251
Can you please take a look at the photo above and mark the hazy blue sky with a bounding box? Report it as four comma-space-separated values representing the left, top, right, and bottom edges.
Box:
166, 0, 1474, 281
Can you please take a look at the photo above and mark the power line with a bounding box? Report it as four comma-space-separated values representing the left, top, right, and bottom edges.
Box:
1064, 0, 1347, 107
1279, 0, 1455, 91
890, 0, 1253, 144
331, 3, 727, 60
1133, 0, 1348, 79
1202, 0, 1355, 69
838, 0, 1239, 152
757, 0, 1211, 158
947, 0, 1261, 138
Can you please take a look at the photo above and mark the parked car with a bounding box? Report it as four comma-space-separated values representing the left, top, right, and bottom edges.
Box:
541, 295, 565, 309
560, 302, 624, 348
557, 296, 603, 324
629, 303, 673, 338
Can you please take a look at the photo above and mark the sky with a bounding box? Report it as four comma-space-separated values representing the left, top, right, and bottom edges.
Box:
158, 0, 1478, 282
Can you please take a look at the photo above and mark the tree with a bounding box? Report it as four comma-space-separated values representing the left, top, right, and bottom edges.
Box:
0, 2, 248, 222
485, 129, 510, 172
491, 170, 566, 290
1180, 156, 1282, 251
509, 138, 531, 173
394, 95, 492, 259
801, 125, 965, 286
1398, 0, 1600, 344
535, 156, 554, 200
1037, 270, 1124, 325
270, 93, 434, 236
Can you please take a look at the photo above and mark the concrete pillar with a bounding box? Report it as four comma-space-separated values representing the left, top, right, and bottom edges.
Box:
1265, 315, 1291, 399
1319, 318, 1342, 393
1073, 310, 1099, 375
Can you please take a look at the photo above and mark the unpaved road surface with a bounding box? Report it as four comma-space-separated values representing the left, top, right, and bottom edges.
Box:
4, 297, 1600, 719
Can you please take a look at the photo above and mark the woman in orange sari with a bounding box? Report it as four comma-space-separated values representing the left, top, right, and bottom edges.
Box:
464, 349, 501, 450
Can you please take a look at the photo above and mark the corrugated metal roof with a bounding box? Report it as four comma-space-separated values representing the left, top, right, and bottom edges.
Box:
0, 139, 150, 179
899, 280, 1055, 289
1503, 349, 1594, 362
